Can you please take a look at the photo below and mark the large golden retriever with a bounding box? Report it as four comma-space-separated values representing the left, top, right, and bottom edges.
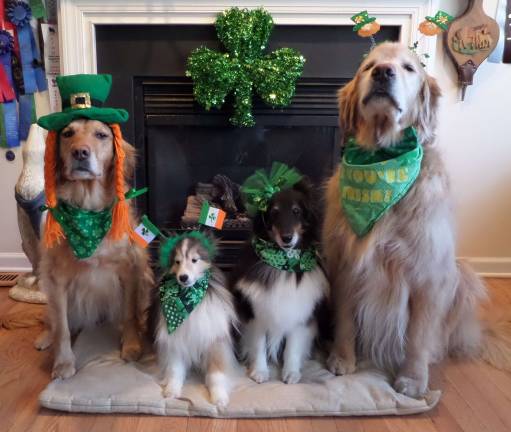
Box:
322, 42, 497, 397
35, 119, 153, 379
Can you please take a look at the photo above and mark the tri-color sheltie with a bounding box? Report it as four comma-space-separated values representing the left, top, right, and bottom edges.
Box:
231, 178, 329, 384
155, 234, 237, 406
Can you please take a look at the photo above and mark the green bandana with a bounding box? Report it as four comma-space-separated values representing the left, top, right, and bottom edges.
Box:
49, 201, 112, 259
340, 127, 423, 237
159, 271, 210, 334
253, 237, 317, 272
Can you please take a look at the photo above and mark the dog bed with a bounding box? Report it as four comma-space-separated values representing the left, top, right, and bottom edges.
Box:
39, 325, 441, 417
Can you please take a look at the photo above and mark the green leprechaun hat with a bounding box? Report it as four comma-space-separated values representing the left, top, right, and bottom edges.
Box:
37, 74, 129, 131
351, 10, 376, 32
425, 10, 453, 31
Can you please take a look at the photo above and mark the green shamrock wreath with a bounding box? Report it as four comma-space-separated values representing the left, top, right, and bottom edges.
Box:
186, 7, 306, 127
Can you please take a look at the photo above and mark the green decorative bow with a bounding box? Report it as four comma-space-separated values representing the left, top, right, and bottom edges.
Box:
186, 7, 306, 127
252, 237, 317, 272
159, 271, 210, 334
241, 162, 303, 216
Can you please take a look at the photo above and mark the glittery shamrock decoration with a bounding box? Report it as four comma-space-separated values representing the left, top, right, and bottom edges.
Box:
186, 7, 306, 127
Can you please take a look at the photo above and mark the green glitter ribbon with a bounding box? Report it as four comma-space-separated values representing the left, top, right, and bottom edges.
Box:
186, 7, 306, 127
49, 201, 112, 259
253, 237, 317, 272
241, 162, 303, 216
159, 271, 210, 334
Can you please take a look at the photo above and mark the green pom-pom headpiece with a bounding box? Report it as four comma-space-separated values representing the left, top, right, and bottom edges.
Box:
160, 231, 217, 269
241, 162, 303, 216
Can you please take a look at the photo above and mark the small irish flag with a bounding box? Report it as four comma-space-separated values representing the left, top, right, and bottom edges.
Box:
198, 201, 226, 230
133, 215, 160, 248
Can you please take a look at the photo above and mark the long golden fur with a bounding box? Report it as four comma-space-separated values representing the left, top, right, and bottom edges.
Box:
35, 119, 153, 379
322, 43, 492, 398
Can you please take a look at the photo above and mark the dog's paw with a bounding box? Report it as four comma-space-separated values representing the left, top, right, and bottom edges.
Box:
327, 353, 356, 376
34, 330, 52, 351
248, 368, 269, 384
121, 339, 143, 362
162, 382, 182, 399
210, 388, 230, 408
394, 375, 428, 399
282, 369, 301, 384
51, 359, 76, 380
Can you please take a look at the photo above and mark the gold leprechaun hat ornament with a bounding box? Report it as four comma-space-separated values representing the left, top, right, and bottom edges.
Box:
37, 74, 134, 249
351, 10, 381, 50
419, 10, 453, 36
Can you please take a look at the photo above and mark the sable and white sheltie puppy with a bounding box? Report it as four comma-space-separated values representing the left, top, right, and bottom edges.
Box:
155, 233, 237, 407
231, 177, 328, 384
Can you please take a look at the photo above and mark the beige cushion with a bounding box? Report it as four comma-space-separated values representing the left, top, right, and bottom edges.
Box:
39, 326, 440, 417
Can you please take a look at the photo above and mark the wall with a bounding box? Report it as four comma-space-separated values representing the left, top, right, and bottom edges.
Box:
434, 0, 511, 274
0, 0, 510, 274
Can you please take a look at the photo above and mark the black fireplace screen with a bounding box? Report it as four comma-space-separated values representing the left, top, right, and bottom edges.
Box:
95, 24, 400, 267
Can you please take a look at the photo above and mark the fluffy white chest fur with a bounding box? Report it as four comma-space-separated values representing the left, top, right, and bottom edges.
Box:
239, 267, 328, 336
237, 266, 328, 384
155, 291, 234, 368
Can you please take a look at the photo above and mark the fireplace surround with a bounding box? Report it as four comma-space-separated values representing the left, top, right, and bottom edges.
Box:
59, 0, 437, 268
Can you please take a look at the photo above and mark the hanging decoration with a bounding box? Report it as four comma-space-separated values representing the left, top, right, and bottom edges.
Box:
419, 10, 453, 36
0, 0, 47, 149
186, 7, 305, 127
444, 0, 500, 100
351, 10, 381, 50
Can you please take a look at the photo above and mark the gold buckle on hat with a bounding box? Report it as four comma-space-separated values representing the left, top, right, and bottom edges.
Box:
70, 92, 91, 109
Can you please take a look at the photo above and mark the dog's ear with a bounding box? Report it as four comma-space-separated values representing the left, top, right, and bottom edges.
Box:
293, 176, 313, 200
293, 177, 319, 231
415, 75, 441, 144
338, 77, 360, 137
121, 139, 137, 179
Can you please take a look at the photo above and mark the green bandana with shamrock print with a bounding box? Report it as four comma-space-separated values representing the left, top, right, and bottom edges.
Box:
49, 201, 112, 259
340, 127, 423, 237
252, 237, 317, 272
159, 271, 210, 334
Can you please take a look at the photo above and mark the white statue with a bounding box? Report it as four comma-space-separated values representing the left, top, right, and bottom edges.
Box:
9, 124, 47, 304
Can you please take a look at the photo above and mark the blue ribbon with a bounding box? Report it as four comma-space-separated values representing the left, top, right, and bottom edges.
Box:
0, 32, 18, 147
18, 93, 34, 140
9, 2, 47, 94
18, 25, 37, 94
2, 101, 19, 147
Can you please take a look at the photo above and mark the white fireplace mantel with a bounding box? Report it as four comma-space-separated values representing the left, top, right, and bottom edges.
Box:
59, 0, 439, 75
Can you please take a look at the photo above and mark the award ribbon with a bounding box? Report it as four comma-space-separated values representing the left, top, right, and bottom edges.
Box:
7, 1, 46, 95
0, 29, 18, 147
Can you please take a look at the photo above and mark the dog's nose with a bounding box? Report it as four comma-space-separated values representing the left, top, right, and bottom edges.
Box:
72, 147, 90, 161
281, 234, 293, 245
371, 64, 396, 83
179, 274, 189, 283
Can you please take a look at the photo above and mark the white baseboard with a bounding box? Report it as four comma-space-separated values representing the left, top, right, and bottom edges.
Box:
459, 257, 511, 278
0, 252, 510, 277
0, 253, 32, 272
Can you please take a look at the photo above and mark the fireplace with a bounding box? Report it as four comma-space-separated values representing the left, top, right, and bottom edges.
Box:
95, 23, 400, 268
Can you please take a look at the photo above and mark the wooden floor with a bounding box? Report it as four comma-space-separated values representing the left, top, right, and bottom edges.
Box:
1, 278, 510, 432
